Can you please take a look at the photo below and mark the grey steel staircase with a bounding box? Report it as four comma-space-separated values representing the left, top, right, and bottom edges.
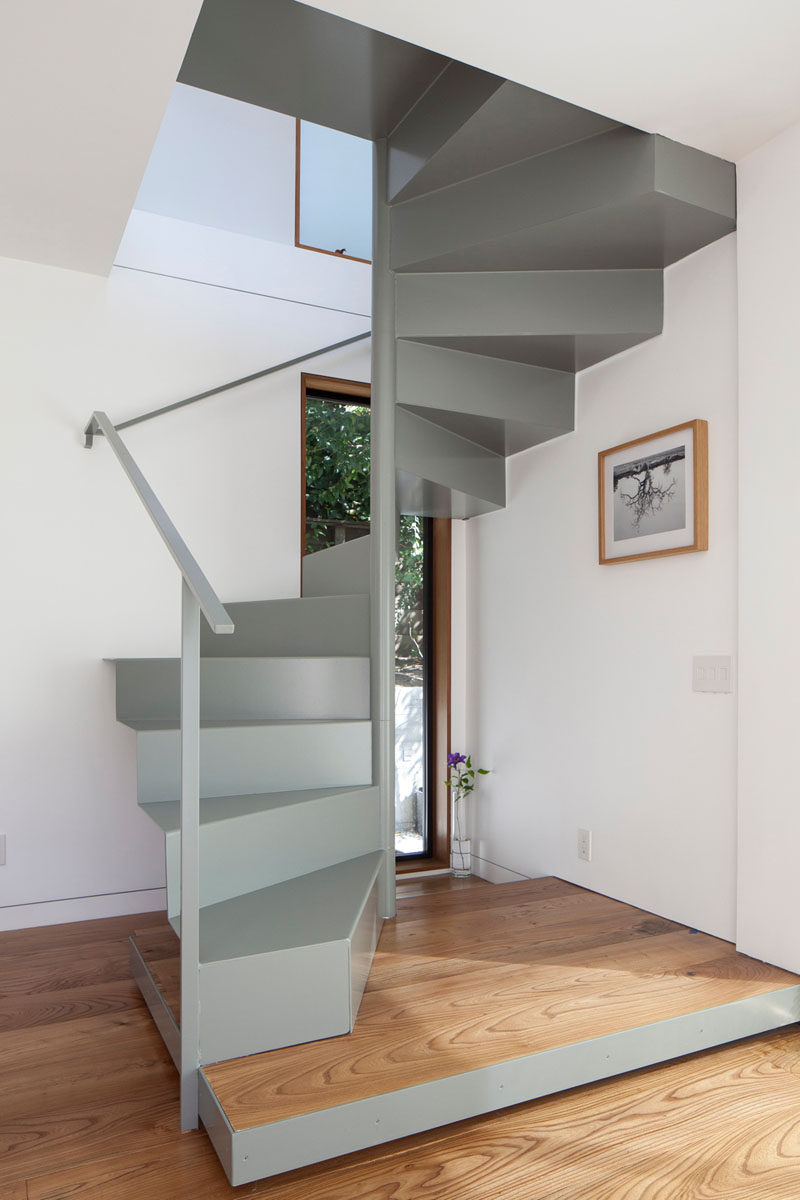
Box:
116, 576, 382, 1066
85, 0, 738, 1179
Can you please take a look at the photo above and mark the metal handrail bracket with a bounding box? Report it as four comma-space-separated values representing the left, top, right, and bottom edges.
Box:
84, 411, 234, 635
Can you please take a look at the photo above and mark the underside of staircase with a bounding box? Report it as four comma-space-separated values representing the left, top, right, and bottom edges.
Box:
114, 0, 742, 1185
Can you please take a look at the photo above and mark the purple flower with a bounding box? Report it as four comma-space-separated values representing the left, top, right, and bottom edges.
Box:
448, 752, 467, 767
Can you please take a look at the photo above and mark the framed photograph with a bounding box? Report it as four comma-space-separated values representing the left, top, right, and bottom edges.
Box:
598, 420, 708, 564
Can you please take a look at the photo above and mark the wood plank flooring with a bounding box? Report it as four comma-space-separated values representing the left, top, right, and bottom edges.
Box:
205, 876, 799, 1131
2, 880, 800, 1198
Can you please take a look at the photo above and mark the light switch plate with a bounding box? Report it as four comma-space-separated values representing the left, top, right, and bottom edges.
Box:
693, 655, 733, 694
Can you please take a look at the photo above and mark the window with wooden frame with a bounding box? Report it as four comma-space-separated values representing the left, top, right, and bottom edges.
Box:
294, 119, 372, 264
301, 374, 451, 869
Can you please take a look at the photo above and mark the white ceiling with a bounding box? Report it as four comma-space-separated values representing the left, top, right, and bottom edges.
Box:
0, 1, 202, 276
299, 0, 800, 163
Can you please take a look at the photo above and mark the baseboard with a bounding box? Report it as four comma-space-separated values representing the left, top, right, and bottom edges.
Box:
0, 886, 167, 931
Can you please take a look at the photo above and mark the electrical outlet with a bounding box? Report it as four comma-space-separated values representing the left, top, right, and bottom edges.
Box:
577, 828, 592, 863
0, 834, 6, 866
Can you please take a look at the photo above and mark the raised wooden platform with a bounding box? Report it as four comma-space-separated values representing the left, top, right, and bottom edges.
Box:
190, 876, 800, 1185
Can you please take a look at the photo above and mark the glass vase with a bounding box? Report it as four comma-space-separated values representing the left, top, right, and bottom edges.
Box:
450, 792, 471, 877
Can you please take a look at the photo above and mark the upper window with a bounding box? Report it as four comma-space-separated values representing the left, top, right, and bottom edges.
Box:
295, 119, 373, 263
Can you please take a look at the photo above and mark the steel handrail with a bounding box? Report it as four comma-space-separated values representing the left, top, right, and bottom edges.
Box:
83, 411, 234, 635
84, 331, 371, 445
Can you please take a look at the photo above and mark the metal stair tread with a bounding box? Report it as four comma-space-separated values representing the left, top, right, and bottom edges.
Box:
173, 852, 384, 963
141, 786, 378, 833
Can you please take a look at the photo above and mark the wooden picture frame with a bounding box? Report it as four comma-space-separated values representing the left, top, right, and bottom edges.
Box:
598, 420, 708, 564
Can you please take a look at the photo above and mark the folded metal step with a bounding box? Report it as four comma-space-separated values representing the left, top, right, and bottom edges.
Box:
396, 407, 505, 518
174, 852, 384, 1063
396, 269, 664, 373
141, 785, 381, 917
391, 128, 736, 273
397, 340, 574, 456
389, 78, 618, 204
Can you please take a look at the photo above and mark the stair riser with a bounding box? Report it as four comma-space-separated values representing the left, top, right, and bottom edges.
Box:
116, 657, 369, 723
396, 271, 664, 339
163, 787, 382, 917
200, 594, 370, 658
199, 941, 351, 1063
136, 722, 372, 804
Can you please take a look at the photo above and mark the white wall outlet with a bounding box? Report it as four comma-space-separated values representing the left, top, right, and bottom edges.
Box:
693, 655, 734, 693
0, 834, 6, 866
577, 828, 592, 862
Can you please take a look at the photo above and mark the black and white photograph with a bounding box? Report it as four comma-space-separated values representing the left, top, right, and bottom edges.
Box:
613, 443, 686, 541
599, 420, 708, 564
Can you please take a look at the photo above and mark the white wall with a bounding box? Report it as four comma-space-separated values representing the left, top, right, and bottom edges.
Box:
737, 119, 800, 973
0, 254, 370, 930
465, 235, 739, 938
134, 85, 297, 244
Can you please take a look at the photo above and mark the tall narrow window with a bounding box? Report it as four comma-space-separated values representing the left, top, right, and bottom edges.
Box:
302, 375, 450, 865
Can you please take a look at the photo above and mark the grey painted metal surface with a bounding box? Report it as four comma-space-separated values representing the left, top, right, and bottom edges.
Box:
389, 79, 619, 205
396, 408, 506, 509
653, 134, 736, 220
84, 412, 233, 636
391, 128, 735, 274
115, 655, 369, 723
151, 785, 381, 917
397, 270, 665, 338
349, 875, 381, 1024
200, 940, 350, 1064
130, 938, 180, 1069
179, 582, 201, 1131
388, 61, 503, 202
199, 594, 369, 658
395, 470, 504, 520
187, 851, 384, 961
396, 340, 574, 456
397, 193, 736, 275
371, 141, 397, 920
194, 854, 382, 1063
302, 536, 371, 598
179, 0, 447, 140
397, 271, 664, 373
207, 984, 800, 1184
136, 718, 372, 804
391, 128, 655, 270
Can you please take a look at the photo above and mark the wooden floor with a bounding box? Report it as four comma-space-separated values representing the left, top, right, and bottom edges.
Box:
2, 878, 800, 1198
204, 875, 798, 1132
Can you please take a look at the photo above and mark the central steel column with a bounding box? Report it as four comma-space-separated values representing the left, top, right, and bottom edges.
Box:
371, 139, 397, 919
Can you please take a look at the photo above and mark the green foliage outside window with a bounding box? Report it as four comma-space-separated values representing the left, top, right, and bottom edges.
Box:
305, 399, 371, 554
304, 398, 424, 687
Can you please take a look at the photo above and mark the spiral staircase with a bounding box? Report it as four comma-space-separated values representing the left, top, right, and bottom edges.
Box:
116, 0, 737, 1183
